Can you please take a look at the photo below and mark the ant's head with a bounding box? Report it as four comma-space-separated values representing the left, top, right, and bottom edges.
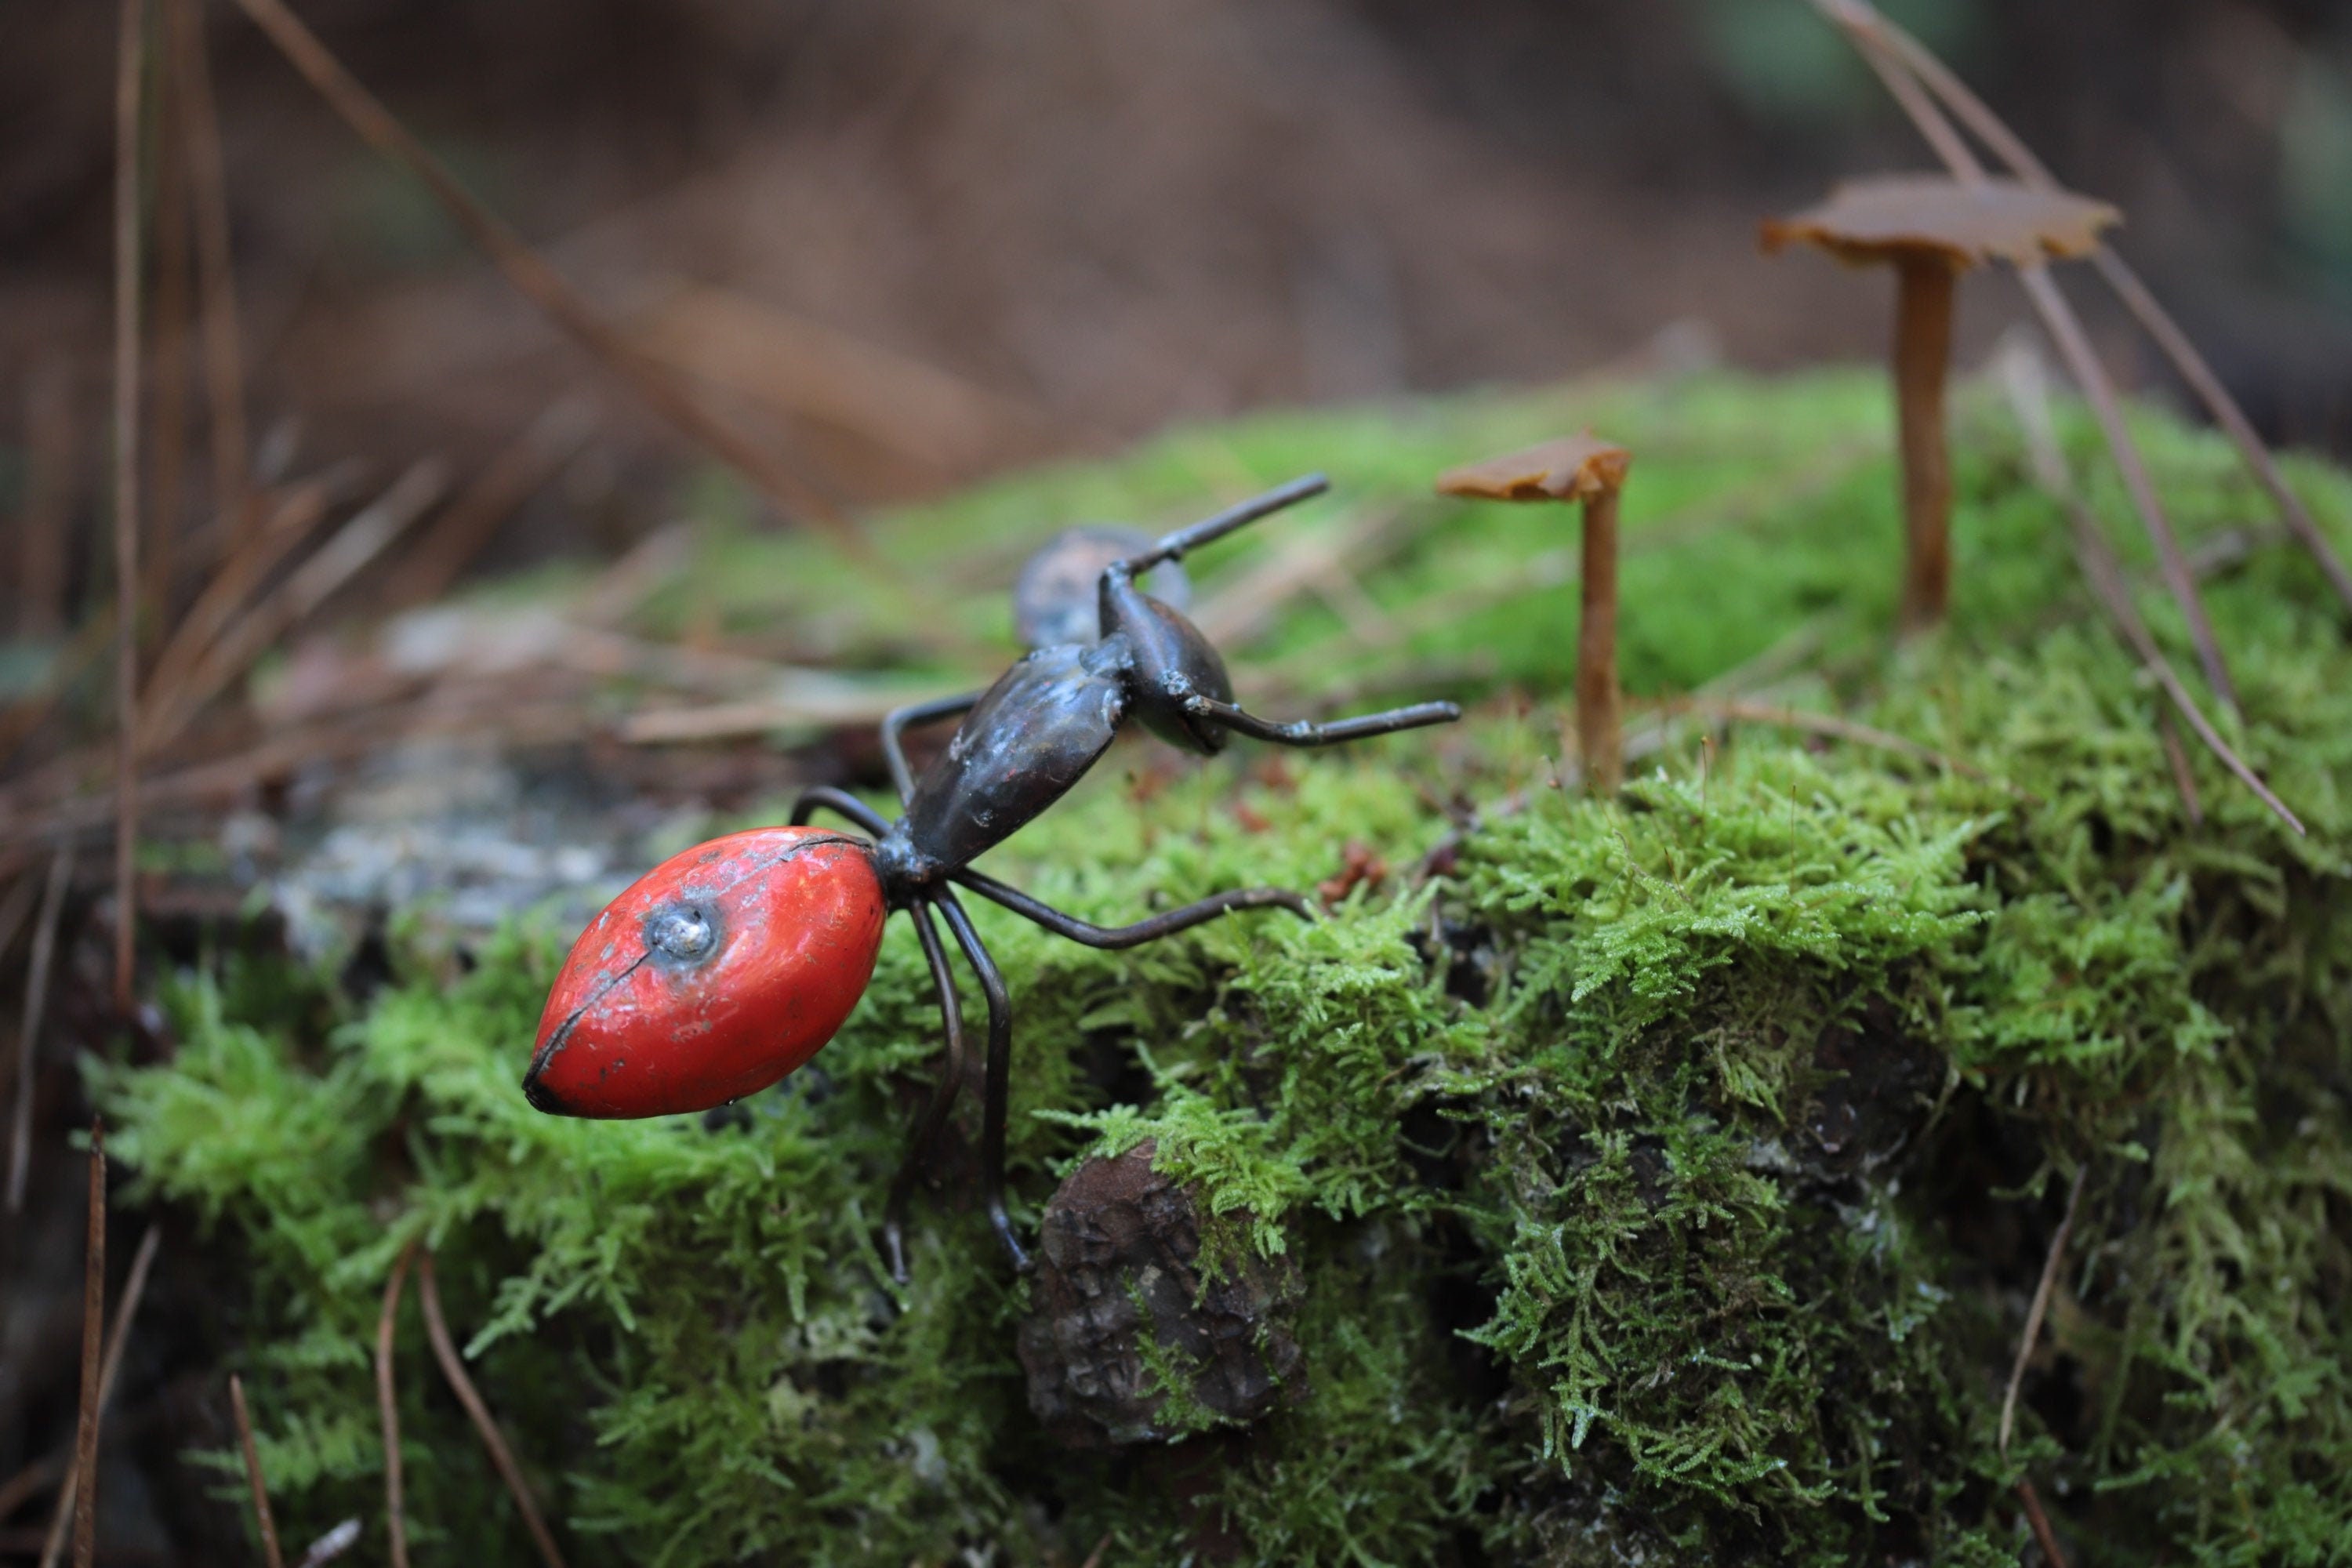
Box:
1097, 561, 1232, 754
1000, 477, 1330, 756
1087, 474, 1330, 754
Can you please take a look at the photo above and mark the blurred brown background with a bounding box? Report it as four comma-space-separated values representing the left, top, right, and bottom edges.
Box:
5, 0, 2352, 586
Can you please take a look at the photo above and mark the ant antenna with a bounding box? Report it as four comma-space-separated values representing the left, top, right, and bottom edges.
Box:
1117, 474, 1329, 574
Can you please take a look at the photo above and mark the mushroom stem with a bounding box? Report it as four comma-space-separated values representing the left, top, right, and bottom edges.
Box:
1893, 254, 1955, 632
1577, 484, 1623, 794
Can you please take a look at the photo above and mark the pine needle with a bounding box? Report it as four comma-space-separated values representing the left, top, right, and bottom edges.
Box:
416, 1251, 567, 1568
376, 1241, 416, 1568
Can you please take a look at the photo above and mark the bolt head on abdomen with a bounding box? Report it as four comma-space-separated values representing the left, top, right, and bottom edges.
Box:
524, 826, 884, 1119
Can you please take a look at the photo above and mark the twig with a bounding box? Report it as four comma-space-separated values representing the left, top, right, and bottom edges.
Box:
66, 1122, 105, 1568
229, 1375, 285, 1568
1817, 0, 2352, 613
376, 1241, 415, 1568
223, 0, 851, 543
41, 1225, 162, 1568
1820, 2, 2239, 714
1998, 341, 2303, 834
2001, 1165, 2089, 1458
2016, 1478, 2072, 1568
417, 1251, 567, 1568
111, 0, 148, 1012
1080, 1530, 1112, 1568
7, 844, 76, 1214
167, 0, 254, 544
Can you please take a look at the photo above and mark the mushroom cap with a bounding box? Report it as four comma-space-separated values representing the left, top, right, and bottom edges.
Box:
1760, 174, 2120, 270
1435, 434, 1632, 503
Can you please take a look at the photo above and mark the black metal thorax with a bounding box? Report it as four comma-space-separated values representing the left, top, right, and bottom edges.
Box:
792, 474, 1459, 1279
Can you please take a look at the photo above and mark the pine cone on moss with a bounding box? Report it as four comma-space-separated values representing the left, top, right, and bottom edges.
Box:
1017, 1141, 1305, 1448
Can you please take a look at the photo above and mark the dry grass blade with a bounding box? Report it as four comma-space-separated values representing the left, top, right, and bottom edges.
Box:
223, 0, 852, 543
2001, 1166, 2089, 1459
7, 844, 76, 1214
5, 678, 606, 843
622, 680, 967, 744
0, 1457, 62, 1526
167, 0, 253, 543
382, 398, 596, 608
635, 285, 1044, 472
2082, 252, 2352, 610
140, 460, 450, 753
143, 478, 334, 703
0, 875, 39, 972
111, 0, 147, 1014
62, 1121, 105, 1568
1697, 699, 1995, 784
1820, 0, 2352, 612
2016, 1478, 2073, 1568
376, 1242, 415, 1568
2016, 265, 2238, 713
2156, 710, 2203, 826
230, 1375, 285, 1568
40, 1224, 162, 1568
0, 606, 116, 782
1818, 0, 2241, 714
1190, 504, 1417, 648
417, 1251, 567, 1568
2000, 343, 2303, 833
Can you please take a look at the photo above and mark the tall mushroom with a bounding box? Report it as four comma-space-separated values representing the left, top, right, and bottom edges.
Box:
1762, 174, 2118, 633
1436, 434, 1632, 793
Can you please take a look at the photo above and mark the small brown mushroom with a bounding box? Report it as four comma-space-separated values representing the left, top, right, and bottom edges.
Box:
1436, 434, 1632, 793
1762, 174, 2119, 633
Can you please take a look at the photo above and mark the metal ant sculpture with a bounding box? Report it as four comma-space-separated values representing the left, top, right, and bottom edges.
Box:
523, 475, 1458, 1278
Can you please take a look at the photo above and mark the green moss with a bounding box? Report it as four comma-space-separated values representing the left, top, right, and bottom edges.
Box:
99, 371, 2352, 1563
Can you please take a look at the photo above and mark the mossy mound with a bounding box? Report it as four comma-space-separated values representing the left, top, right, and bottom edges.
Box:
100, 372, 2352, 1564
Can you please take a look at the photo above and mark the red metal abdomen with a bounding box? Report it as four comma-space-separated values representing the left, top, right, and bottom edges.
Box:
524, 827, 885, 1119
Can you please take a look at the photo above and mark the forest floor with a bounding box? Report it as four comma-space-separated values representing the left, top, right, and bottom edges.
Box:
18, 363, 2348, 1564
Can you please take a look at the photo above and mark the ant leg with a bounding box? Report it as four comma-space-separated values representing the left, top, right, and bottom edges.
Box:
931, 887, 1029, 1272
1118, 474, 1330, 573
953, 868, 1309, 949
880, 691, 982, 804
789, 786, 892, 837
882, 902, 967, 1285
1183, 693, 1461, 747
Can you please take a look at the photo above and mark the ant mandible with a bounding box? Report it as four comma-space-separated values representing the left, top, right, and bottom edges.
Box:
522, 475, 1460, 1278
